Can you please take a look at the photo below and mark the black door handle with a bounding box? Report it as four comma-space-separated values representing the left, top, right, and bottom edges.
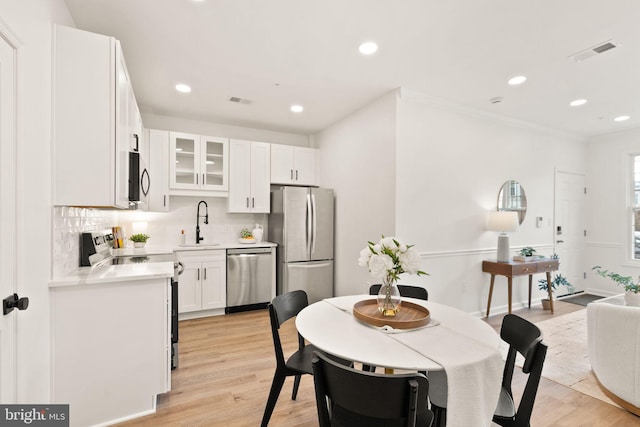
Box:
3, 293, 29, 315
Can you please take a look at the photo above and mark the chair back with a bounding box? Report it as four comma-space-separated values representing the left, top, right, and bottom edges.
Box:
268, 290, 309, 368
369, 284, 428, 301
497, 314, 547, 426
312, 351, 433, 427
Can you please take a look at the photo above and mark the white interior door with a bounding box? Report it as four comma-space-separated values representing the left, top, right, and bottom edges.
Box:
0, 28, 18, 403
554, 171, 587, 294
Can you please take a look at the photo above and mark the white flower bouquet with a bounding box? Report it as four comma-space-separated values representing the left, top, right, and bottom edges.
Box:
358, 235, 427, 283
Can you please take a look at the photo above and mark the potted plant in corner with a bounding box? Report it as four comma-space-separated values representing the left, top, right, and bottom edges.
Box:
538, 274, 574, 310
592, 266, 640, 306
129, 233, 150, 248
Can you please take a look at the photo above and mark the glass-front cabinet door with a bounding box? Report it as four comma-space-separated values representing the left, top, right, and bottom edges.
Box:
169, 132, 228, 191
170, 132, 199, 189
201, 136, 228, 191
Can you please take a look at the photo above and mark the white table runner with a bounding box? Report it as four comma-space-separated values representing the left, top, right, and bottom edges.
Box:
323, 296, 503, 427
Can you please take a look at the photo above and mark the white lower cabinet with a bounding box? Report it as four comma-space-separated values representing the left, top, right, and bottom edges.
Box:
51, 278, 170, 427
177, 250, 226, 317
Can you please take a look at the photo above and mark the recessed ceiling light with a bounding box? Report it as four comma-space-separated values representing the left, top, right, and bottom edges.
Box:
507, 76, 527, 86
359, 42, 378, 55
175, 83, 191, 93
569, 99, 587, 107
614, 115, 630, 122
290, 105, 304, 113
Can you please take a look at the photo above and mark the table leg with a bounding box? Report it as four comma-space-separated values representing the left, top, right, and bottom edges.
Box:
486, 274, 496, 317
546, 271, 555, 314
507, 277, 513, 314
528, 275, 533, 308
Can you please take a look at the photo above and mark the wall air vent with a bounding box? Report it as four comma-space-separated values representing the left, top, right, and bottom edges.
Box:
229, 96, 252, 104
569, 39, 621, 62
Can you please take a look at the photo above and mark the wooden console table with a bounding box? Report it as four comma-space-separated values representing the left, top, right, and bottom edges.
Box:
482, 258, 559, 317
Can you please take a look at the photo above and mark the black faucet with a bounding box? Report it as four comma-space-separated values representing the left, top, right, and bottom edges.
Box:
196, 200, 209, 244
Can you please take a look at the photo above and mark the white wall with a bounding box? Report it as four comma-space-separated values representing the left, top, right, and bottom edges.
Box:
315, 91, 398, 296
316, 87, 588, 314
0, 0, 74, 402
586, 127, 640, 296
395, 89, 587, 314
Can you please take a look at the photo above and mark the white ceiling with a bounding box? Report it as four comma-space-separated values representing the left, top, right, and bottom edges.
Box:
63, 0, 640, 137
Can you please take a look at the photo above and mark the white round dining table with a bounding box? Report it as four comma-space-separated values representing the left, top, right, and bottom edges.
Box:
296, 294, 504, 427
296, 294, 500, 370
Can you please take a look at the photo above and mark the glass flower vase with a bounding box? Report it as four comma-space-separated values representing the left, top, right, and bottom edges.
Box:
377, 277, 401, 317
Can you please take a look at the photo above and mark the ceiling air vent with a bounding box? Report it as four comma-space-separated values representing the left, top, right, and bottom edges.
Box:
229, 96, 252, 105
569, 39, 621, 62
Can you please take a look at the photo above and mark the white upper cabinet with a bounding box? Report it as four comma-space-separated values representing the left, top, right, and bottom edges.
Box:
228, 140, 271, 213
53, 25, 141, 208
147, 129, 170, 212
169, 132, 228, 194
270, 144, 316, 186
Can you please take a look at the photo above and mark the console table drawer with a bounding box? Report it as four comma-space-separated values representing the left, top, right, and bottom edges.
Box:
538, 261, 559, 272
512, 264, 537, 275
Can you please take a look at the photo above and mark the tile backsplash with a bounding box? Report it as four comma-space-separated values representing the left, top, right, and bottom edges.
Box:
52, 207, 115, 279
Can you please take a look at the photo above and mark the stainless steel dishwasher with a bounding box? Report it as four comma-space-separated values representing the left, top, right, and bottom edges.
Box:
226, 247, 273, 313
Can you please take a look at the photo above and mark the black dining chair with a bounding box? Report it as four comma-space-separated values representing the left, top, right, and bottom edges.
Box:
429, 313, 547, 427
312, 351, 435, 427
369, 284, 429, 301
261, 290, 350, 427
363, 284, 429, 373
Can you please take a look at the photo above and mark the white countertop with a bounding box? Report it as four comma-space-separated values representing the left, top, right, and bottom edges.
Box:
111, 245, 175, 256
50, 241, 276, 288
174, 241, 277, 251
49, 262, 174, 288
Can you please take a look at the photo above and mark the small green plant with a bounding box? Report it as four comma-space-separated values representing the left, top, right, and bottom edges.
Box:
538, 274, 574, 294
240, 228, 253, 239
129, 233, 150, 243
519, 246, 536, 257
592, 266, 640, 294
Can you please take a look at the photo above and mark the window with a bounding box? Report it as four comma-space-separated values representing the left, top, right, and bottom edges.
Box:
632, 155, 640, 259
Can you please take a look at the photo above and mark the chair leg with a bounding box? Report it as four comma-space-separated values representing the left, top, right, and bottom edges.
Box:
292, 374, 302, 400
431, 404, 447, 427
261, 370, 286, 427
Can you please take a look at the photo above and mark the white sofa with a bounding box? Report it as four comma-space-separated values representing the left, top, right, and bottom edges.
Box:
587, 300, 640, 415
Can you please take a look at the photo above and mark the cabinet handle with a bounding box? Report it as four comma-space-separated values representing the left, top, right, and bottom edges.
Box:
141, 168, 150, 196
196, 174, 198, 185
252, 197, 255, 208
163, 195, 166, 207
197, 269, 200, 280
295, 170, 298, 180
204, 268, 207, 280
133, 134, 139, 152
290, 169, 294, 180
202, 173, 205, 186
246, 197, 249, 208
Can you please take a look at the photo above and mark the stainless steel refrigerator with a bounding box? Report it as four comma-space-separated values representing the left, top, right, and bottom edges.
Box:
269, 187, 334, 304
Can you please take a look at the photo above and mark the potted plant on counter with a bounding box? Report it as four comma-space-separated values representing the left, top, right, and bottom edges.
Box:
538, 274, 574, 310
592, 266, 640, 306
129, 233, 150, 248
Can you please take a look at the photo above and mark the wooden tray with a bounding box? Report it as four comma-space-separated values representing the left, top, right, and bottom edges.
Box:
352, 299, 430, 329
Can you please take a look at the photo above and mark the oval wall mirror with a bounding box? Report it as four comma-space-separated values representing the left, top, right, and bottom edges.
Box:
497, 180, 527, 224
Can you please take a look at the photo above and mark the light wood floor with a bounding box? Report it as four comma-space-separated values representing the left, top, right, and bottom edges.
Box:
116, 301, 640, 426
